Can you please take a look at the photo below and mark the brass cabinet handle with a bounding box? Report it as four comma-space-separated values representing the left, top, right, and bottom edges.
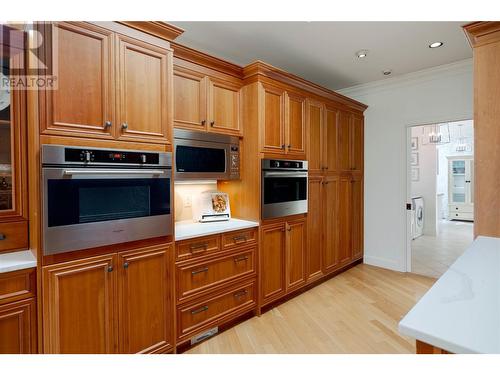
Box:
210, 121, 215, 127
234, 256, 248, 263
107, 265, 113, 272
287, 144, 291, 149
104, 121, 112, 128
0, 233, 5, 240
191, 267, 209, 275
191, 305, 209, 315
123, 262, 129, 269
281, 144, 285, 150
201, 120, 206, 125
233, 235, 247, 243
233, 290, 248, 298
121, 122, 128, 130
189, 243, 208, 253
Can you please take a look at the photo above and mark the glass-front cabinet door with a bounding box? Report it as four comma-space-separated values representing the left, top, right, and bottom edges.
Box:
450, 160, 466, 203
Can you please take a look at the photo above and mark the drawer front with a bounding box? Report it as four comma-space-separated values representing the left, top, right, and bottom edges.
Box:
451, 212, 474, 221
449, 205, 473, 213
221, 228, 258, 250
176, 235, 220, 261
0, 268, 36, 305
177, 247, 256, 301
0, 221, 28, 254
178, 281, 256, 338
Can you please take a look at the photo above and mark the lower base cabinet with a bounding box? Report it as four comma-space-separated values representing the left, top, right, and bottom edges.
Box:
42, 243, 174, 354
0, 299, 37, 354
260, 218, 306, 306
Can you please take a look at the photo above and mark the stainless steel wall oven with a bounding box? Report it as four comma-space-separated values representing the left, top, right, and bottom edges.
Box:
42, 145, 172, 255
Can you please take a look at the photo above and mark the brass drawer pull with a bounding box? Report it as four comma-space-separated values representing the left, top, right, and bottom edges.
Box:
0, 233, 5, 240
191, 267, 209, 275
233, 235, 247, 243
233, 290, 248, 298
191, 305, 209, 315
234, 256, 249, 263
189, 243, 209, 253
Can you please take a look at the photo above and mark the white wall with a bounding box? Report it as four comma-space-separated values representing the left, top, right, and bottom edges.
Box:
339, 59, 473, 271
410, 126, 437, 236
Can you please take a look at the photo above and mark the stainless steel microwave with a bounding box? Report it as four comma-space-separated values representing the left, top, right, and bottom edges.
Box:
174, 129, 240, 180
42, 145, 172, 255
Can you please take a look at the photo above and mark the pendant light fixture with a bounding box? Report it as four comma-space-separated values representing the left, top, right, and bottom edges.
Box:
422, 123, 451, 145
455, 124, 469, 152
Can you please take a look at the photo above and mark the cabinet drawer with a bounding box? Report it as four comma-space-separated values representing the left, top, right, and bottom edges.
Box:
0, 268, 36, 305
178, 281, 256, 339
450, 212, 474, 221
221, 228, 258, 250
177, 247, 256, 301
176, 236, 220, 261
0, 221, 28, 254
449, 205, 473, 213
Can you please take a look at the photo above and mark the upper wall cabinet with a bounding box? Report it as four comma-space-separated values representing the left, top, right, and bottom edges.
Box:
339, 111, 364, 173
259, 83, 306, 158
0, 25, 28, 254
39, 22, 173, 145
173, 66, 241, 136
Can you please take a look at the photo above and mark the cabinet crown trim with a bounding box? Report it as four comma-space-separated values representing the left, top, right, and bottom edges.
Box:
118, 21, 184, 41
463, 21, 500, 47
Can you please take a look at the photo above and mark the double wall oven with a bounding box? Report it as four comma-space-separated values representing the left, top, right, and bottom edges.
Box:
42, 145, 172, 255
261, 159, 308, 219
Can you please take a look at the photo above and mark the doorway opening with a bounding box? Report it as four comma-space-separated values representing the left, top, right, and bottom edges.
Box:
407, 119, 474, 278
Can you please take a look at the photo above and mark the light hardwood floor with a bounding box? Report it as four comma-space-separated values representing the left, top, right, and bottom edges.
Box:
412, 220, 473, 278
186, 264, 435, 354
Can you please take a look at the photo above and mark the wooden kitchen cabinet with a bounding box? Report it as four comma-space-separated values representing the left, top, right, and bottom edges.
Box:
118, 244, 174, 354
116, 35, 171, 144
307, 100, 323, 174
285, 91, 306, 157
324, 105, 339, 173
0, 298, 37, 354
351, 175, 364, 260
323, 176, 340, 273
339, 111, 364, 172
260, 222, 286, 304
39, 21, 173, 145
173, 66, 241, 136
306, 176, 323, 281
42, 254, 118, 354
260, 83, 286, 154
286, 218, 307, 291
261, 218, 307, 305
338, 176, 353, 265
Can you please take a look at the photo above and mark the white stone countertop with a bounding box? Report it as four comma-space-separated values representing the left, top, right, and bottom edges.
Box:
175, 218, 259, 241
399, 236, 500, 353
0, 250, 37, 274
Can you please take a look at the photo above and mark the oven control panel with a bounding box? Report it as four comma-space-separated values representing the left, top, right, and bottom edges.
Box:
269, 160, 304, 169
64, 148, 160, 165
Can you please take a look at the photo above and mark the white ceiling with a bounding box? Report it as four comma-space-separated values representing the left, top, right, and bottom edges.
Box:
171, 22, 472, 90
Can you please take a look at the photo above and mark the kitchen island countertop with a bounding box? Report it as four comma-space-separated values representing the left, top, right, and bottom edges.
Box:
0, 250, 37, 274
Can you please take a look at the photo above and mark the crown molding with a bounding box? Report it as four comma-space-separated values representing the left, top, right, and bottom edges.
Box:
339, 58, 472, 98
118, 21, 184, 41
463, 21, 500, 48
171, 42, 243, 78
243, 60, 368, 112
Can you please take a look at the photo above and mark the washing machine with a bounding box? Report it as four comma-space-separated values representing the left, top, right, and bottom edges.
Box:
411, 197, 424, 239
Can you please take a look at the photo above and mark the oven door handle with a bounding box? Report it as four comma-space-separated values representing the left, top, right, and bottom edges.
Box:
263, 171, 308, 178
63, 169, 165, 176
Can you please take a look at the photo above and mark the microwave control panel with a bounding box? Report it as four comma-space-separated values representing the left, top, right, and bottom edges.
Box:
229, 145, 240, 179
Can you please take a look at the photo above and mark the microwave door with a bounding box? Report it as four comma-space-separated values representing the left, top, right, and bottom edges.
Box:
174, 139, 229, 180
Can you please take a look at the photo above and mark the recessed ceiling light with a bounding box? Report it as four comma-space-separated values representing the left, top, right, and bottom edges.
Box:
429, 42, 444, 48
355, 50, 369, 58
383, 69, 392, 76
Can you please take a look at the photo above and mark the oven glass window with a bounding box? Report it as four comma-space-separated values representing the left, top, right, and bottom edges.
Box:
176, 145, 226, 173
263, 177, 307, 204
47, 178, 170, 227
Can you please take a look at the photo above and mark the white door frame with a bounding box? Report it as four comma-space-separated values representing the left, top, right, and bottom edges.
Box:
404, 118, 472, 273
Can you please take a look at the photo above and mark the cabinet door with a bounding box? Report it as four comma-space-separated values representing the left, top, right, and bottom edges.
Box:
173, 68, 207, 131
42, 254, 117, 354
351, 176, 363, 260
260, 222, 286, 304
323, 176, 340, 273
307, 101, 324, 174
351, 115, 364, 172
307, 176, 323, 281
324, 106, 339, 173
338, 176, 353, 265
339, 111, 352, 171
39, 22, 115, 138
260, 83, 285, 154
285, 91, 306, 157
286, 218, 307, 292
208, 78, 241, 136
118, 244, 173, 354
117, 35, 171, 144
0, 299, 36, 354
